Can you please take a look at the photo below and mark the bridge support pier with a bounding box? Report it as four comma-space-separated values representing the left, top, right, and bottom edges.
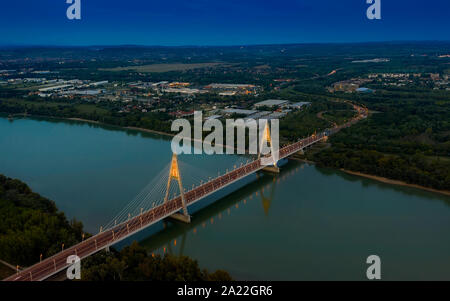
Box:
262, 165, 280, 173
290, 149, 304, 160
169, 212, 191, 223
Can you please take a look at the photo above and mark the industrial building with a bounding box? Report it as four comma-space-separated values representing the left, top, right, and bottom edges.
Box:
222, 108, 258, 116
254, 99, 289, 108
286, 102, 311, 109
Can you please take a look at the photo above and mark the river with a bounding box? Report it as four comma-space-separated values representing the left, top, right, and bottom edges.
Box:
1, 116, 449, 280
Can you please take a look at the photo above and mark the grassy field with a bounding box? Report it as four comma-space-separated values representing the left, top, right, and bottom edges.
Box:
99, 62, 223, 73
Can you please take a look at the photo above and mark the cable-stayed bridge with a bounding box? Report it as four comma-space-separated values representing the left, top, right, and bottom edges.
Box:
5, 104, 367, 281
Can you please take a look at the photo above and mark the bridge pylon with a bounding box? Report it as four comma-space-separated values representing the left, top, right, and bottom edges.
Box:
258, 121, 280, 173
165, 153, 191, 223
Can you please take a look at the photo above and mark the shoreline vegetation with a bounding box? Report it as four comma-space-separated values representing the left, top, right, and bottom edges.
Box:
292, 157, 450, 196
5, 113, 450, 196
340, 169, 450, 196
0, 174, 85, 271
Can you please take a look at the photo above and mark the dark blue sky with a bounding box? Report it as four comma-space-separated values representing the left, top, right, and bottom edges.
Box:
0, 0, 449, 46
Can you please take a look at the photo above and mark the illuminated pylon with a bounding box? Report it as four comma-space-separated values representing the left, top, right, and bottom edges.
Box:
258, 121, 278, 167
256, 173, 277, 216
164, 154, 189, 218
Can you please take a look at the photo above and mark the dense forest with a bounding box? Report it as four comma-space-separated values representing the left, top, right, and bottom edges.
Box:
0, 97, 172, 133
82, 241, 232, 281
0, 174, 84, 267
312, 89, 450, 191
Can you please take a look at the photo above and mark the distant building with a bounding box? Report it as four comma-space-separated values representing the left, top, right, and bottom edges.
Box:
206, 115, 222, 120
247, 111, 271, 119
333, 82, 358, 92
266, 111, 288, 119
356, 87, 374, 93
430, 73, 440, 81
38, 93, 51, 98
163, 88, 199, 95
222, 108, 257, 116
63, 89, 102, 95
206, 83, 255, 90
169, 82, 190, 88
286, 102, 311, 109
169, 110, 195, 118
38, 84, 72, 92
90, 81, 108, 87
254, 99, 289, 108
205, 83, 260, 95
351, 58, 390, 63
219, 91, 237, 96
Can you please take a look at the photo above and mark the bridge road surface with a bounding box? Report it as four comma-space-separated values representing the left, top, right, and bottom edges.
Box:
5, 110, 366, 281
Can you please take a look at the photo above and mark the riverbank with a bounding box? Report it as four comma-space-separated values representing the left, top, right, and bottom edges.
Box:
71, 118, 177, 138
341, 169, 450, 196
289, 154, 450, 196
67, 117, 175, 138
8, 113, 449, 197
25, 115, 247, 153
68, 117, 175, 138
8, 114, 176, 138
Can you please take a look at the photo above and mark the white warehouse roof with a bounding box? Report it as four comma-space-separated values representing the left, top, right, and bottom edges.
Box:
254, 99, 289, 107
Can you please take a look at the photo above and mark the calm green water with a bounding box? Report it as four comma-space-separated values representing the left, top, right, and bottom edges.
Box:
1, 116, 449, 280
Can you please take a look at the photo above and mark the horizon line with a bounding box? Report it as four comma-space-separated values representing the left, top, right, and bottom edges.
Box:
1, 40, 450, 49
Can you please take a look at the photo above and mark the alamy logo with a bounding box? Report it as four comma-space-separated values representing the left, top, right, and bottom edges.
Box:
366, 0, 381, 20
66, 255, 81, 280
366, 255, 381, 280
171, 111, 279, 166
66, 0, 81, 20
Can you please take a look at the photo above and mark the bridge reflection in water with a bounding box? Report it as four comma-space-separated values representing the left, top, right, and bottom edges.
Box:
140, 161, 304, 257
